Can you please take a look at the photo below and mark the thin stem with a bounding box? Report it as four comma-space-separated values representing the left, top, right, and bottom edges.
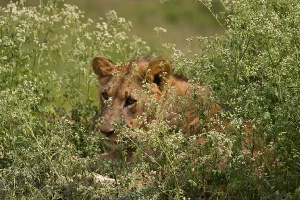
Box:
199, 0, 228, 37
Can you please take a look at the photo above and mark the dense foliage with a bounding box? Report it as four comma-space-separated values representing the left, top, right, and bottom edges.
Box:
0, 0, 299, 199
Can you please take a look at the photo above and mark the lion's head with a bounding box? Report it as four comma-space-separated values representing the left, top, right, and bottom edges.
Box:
92, 56, 172, 146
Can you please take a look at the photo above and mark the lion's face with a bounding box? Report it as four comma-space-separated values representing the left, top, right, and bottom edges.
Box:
97, 71, 146, 143
92, 56, 171, 146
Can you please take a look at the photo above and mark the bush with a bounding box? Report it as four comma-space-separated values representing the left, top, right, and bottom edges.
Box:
0, 0, 299, 199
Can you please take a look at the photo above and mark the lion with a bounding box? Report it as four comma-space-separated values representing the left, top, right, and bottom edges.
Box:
90, 55, 276, 193
91, 56, 274, 188
92, 56, 222, 161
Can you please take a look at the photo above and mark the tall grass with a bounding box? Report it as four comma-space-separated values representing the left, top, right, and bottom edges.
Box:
0, 0, 299, 199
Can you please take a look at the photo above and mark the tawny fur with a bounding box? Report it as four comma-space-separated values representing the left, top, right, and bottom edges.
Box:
92, 56, 273, 166
92, 56, 221, 160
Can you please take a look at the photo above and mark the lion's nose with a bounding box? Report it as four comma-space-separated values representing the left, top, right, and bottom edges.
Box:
100, 129, 115, 137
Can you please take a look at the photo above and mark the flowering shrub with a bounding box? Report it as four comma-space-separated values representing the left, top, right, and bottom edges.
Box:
0, 0, 299, 199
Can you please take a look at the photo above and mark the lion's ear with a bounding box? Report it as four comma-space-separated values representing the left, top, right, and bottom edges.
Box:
147, 58, 172, 91
92, 56, 115, 84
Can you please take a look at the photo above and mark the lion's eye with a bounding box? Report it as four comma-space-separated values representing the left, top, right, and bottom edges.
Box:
125, 97, 137, 107
102, 92, 109, 100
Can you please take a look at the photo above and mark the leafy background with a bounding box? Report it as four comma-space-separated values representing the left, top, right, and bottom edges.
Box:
0, 0, 299, 199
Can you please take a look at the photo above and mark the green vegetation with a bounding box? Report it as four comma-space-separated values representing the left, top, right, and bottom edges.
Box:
0, 0, 224, 52
0, 0, 299, 199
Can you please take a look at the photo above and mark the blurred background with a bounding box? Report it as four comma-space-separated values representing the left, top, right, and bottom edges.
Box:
0, 0, 224, 52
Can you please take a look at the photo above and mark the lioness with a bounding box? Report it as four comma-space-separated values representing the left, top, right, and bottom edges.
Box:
92, 56, 221, 160
91, 56, 274, 189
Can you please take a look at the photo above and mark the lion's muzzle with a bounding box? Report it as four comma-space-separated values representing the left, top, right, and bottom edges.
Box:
100, 129, 115, 137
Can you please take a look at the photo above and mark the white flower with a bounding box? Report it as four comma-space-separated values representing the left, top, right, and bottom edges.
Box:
153, 27, 167, 34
